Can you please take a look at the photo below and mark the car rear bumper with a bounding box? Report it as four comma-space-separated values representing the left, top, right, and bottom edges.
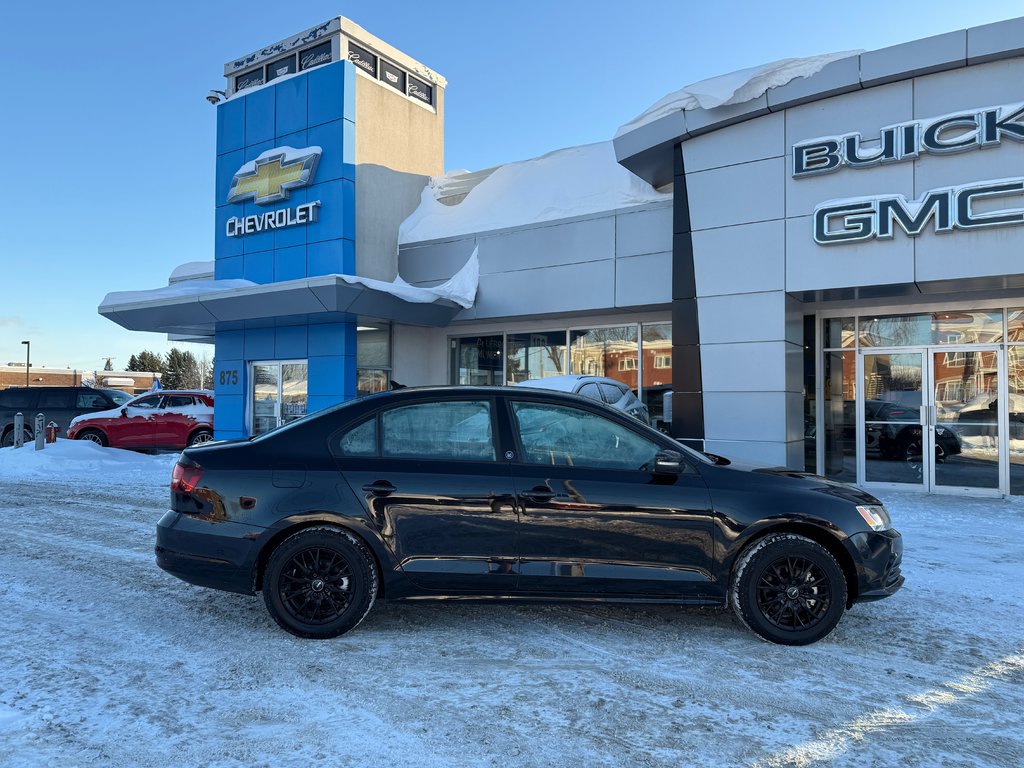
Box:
155, 510, 262, 595
846, 529, 904, 602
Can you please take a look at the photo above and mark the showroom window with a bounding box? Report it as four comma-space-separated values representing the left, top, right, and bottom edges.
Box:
569, 326, 639, 390
451, 335, 503, 385
357, 322, 391, 396
506, 331, 566, 383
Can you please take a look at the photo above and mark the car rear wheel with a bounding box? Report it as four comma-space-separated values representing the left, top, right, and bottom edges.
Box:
187, 428, 214, 447
75, 429, 108, 447
2, 429, 31, 448
730, 533, 847, 645
263, 528, 377, 639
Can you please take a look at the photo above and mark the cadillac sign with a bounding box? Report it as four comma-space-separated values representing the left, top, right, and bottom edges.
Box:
794, 102, 1024, 245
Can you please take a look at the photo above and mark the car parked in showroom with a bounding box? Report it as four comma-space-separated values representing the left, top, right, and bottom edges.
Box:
68, 390, 214, 450
865, 400, 962, 462
516, 374, 650, 424
1, 386, 133, 447
156, 386, 903, 646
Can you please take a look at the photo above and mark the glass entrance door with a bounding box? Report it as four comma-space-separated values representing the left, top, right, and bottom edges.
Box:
250, 360, 308, 436
861, 352, 927, 488
858, 347, 1004, 494
931, 347, 1000, 492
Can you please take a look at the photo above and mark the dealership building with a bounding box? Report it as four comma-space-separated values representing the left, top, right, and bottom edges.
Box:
100, 15, 1024, 497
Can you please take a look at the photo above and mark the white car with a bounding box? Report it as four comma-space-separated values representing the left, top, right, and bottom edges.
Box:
516, 375, 650, 424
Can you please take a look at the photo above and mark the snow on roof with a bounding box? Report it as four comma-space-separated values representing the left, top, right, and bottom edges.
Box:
398, 141, 669, 245
614, 50, 862, 139
169, 261, 214, 283
101, 250, 479, 311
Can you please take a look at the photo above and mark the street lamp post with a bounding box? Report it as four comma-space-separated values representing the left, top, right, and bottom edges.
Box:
21, 340, 29, 387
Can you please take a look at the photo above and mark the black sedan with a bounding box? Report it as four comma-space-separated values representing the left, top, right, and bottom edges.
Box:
156, 386, 903, 646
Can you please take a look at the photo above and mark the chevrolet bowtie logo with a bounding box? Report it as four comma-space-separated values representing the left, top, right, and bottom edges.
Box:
227, 146, 322, 205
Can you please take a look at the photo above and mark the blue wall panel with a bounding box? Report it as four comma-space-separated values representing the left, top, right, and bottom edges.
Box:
244, 327, 275, 359
275, 78, 308, 137
308, 355, 356, 396
215, 207, 243, 259
308, 320, 356, 357
274, 246, 307, 282
307, 238, 354, 277
215, 149, 244, 209
244, 87, 275, 145
275, 325, 308, 358
216, 98, 245, 155
216, 331, 244, 359
306, 179, 354, 244
215, 255, 243, 279
307, 62, 346, 127
243, 250, 274, 284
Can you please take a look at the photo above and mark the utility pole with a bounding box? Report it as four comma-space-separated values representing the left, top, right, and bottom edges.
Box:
21, 340, 29, 387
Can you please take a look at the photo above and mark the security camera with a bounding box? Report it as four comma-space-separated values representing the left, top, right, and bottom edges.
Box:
206, 90, 227, 105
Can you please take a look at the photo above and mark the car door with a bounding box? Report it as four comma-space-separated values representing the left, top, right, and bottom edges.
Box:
159, 394, 196, 447
112, 394, 164, 447
507, 397, 714, 597
335, 396, 519, 593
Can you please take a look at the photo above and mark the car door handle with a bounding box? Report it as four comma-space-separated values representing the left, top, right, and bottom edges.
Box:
361, 481, 397, 497
520, 488, 555, 502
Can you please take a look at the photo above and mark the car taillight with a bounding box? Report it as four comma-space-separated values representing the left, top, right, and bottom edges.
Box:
171, 461, 204, 494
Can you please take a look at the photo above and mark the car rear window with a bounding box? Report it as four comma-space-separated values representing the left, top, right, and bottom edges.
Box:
598, 383, 626, 404
0, 390, 36, 409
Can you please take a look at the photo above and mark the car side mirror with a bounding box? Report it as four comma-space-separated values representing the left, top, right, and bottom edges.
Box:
653, 449, 684, 475
120, 407, 128, 418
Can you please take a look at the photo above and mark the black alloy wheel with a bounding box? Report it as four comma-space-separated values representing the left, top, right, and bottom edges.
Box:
263, 528, 377, 639
731, 533, 847, 645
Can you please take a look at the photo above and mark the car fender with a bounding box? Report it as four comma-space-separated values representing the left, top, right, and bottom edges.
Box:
250, 512, 406, 596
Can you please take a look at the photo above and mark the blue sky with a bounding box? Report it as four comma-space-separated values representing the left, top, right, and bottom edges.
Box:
1, 0, 1021, 370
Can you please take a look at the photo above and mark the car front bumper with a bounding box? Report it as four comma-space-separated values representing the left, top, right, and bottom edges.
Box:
155, 510, 263, 595
846, 528, 904, 602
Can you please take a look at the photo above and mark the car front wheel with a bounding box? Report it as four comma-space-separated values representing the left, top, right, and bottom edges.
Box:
75, 429, 108, 447
730, 533, 847, 645
263, 527, 377, 639
2, 429, 31, 448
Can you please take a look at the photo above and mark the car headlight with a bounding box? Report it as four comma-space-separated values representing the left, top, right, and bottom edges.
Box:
856, 504, 892, 531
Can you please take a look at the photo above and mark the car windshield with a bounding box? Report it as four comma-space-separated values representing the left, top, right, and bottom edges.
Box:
103, 389, 133, 406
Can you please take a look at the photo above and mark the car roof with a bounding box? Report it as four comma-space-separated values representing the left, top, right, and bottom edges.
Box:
515, 375, 623, 392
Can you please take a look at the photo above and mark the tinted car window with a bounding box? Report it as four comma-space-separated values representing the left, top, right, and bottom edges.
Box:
0, 390, 36, 409
76, 391, 110, 409
598, 383, 626, 404
37, 390, 75, 409
512, 401, 660, 470
101, 389, 133, 406
162, 396, 194, 408
130, 396, 162, 410
381, 401, 495, 461
577, 382, 602, 401
338, 418, 377, 456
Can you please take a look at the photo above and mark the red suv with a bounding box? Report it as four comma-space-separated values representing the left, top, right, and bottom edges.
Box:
67, 390, 214, 450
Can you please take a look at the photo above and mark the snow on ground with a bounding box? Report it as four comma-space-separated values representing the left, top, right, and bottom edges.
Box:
0, 446, 1022, 767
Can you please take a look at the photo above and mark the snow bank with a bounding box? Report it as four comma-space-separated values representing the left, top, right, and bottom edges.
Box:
0, 439, 176, 487
615, 50, 862, 138
398, 141, 669, 244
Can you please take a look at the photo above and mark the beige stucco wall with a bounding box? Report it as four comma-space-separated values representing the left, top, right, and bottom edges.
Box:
354, 74, 444, 176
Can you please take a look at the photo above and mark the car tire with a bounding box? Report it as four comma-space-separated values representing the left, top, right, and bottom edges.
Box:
730, 533, 847, 646
263, 527, 377, 639
2, 429, 32, 448
187, 429, 214, 447
75, 429, 108, 447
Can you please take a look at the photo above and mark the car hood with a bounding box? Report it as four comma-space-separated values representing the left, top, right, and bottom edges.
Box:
69, 407, 121, 427
704, 461, 881, 505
